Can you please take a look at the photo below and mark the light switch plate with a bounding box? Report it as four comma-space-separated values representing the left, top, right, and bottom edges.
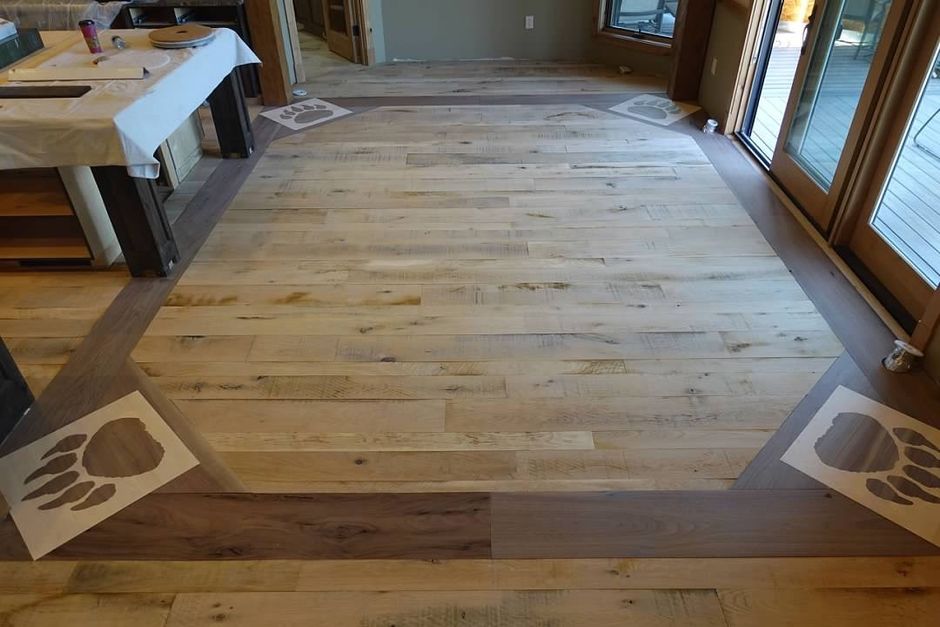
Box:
525, 15, 534, 30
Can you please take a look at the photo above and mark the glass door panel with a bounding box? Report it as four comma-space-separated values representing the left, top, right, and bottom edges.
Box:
741, 0, 817, 163
768, 0, 905, 230
783, 0, 893, 190
847, 37, 940, 319
869, 45, 940, 288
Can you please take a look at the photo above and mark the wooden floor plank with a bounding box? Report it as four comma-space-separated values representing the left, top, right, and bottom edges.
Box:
490, 491, 939, 559
717, 588, 940, 627
165, 589, 727, 627
0, 493, 491, 560
0, 593, 173, 627
17, 556, 930, 593
0, 490, 933, 561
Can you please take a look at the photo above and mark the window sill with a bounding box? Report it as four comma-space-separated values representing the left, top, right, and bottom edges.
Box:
594, 28, 673, 56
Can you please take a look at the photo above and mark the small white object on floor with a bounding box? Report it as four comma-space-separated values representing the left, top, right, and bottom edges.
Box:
292, 88, 308, 97
0, 391, 199, 559
610, 94, 700, 127
782, 385, 940, 547
703, 119, 719, 134
260, 97, 352, 131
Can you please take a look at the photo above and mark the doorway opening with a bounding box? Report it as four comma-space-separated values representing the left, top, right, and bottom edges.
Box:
291, 0, 369, 92
739, 0, 816, 164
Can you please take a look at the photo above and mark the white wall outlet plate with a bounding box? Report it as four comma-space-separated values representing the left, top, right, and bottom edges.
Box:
525, 15, 534, 30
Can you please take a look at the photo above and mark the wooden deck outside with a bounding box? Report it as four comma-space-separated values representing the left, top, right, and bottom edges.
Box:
749, 42, 940, 285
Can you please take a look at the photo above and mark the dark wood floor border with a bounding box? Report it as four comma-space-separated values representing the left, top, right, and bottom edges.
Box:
0, 493, 491, 561
490, 491, 939, 559
0, 489, 934, 561
585, 103, 940, 490
324, 92, 658, 109
732, 352, 877, 490
680, 112, 940, 433
0, 117, 282, 459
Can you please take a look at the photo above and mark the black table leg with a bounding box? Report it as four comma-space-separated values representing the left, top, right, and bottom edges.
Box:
91, 166, 179, 277
0, 337, 33, 440
208, 69, 255, 159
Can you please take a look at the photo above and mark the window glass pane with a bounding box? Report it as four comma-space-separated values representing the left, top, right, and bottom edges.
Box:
607, 0, 679, 38
783, 0, 893, 189
869, 46, 940, 287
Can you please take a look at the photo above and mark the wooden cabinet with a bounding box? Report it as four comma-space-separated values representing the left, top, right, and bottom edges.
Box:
0, 169, 93, 263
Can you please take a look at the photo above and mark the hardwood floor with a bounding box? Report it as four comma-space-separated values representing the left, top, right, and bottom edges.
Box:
296, 30, 663, 98
3, 60, 937, 626
0, 557, 938, 625
0, 269, 128, 398
134, 103, 841, 492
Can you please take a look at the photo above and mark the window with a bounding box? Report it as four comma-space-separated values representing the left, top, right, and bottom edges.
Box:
605, 0, 679, 39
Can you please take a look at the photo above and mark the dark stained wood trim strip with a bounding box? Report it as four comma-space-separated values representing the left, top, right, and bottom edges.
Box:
324, 93, 659, 110
491, 491, 940, 559
733, 352, 875, 490
0, 118, 283, 491
679, 112, 940, 433
129, 359, 245, 493
594, 103, 940, 487
0, 489, 933, 560
0, 493, 491, 560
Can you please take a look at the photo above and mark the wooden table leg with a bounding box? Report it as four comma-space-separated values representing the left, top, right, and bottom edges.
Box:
208, 69, 255, 159
91, 166, 179, 277
0, 338, 33, 441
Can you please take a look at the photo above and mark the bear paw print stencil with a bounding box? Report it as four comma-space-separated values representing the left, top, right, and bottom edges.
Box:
783, 386, 940, 547
260, 97, 351, 131
0, 391, 198, 559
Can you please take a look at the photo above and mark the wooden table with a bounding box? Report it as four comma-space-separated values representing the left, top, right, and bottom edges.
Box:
0, 30, 256, 277
89, 66, 254, 277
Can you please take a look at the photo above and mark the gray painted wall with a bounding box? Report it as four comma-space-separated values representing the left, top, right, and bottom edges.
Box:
372, 0, 671, 76
378, 0, 593, 61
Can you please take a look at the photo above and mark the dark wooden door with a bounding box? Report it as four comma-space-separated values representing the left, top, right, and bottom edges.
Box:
294, 0, 326, 36
323, 0, 359, 62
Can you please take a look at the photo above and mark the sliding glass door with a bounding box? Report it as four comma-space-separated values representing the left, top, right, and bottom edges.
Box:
841, 5, 940, 320
739, 0, 940, 325
740, 0, 817, 163
770, 0, 905, 229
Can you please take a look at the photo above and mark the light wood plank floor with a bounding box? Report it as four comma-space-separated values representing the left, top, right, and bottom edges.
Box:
0, 557, 938, 626
296, 30, 663, 98
134, 103, 842, 492
0, 269, 129, 396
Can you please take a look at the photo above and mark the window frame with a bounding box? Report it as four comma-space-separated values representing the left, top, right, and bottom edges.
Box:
593, 0, 676, 55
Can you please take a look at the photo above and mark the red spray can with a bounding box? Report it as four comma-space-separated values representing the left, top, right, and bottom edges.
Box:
79, 20, 103, 54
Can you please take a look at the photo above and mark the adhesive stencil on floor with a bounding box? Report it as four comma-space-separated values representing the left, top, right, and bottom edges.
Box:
260, 97, 352, 131
782, 385, 940, 547
0, 391, 198, 559
610, 94, 700, 126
